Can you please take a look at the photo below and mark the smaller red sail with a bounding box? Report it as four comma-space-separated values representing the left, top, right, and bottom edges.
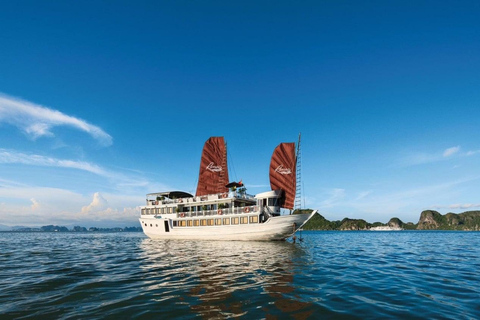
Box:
269, 142, 296, 209
196, 137, 229, 197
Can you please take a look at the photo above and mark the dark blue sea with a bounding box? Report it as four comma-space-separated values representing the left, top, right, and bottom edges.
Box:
1, 231, 479, 319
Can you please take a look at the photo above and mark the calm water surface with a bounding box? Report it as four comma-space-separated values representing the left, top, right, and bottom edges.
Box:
1, 231, 479, 319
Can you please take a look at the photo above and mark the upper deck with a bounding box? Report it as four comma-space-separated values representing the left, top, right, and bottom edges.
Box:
144, 190, 255, 207
141, 190, 258, 217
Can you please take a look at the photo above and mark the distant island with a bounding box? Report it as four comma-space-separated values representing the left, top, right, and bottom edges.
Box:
3, 209, 479, 232
297, 209, 480, 231
1, 225, 142, 232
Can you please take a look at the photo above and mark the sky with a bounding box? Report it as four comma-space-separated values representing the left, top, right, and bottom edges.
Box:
1, 1, 480, 227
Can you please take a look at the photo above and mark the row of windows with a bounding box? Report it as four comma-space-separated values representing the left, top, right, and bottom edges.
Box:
173, 216, 259, 227
142, 216, 259, 228
143, 207, 174, 215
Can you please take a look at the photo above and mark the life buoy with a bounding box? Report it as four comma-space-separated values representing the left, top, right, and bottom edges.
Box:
218, 209, 222, 215
180, 213, 185, 218
222, 193, 228, 198
244, 207, 250, 213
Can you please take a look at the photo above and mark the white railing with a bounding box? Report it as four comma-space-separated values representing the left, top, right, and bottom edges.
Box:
176, 205, 258, 218
146, 190, 257, 206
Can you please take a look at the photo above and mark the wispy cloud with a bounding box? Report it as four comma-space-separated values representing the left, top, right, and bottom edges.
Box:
431, 203, 480, 210
0, 93, 112, 146
0, 148, 153, 191
0, 148, 106, 176
443, 146, 460, 157
355, 190, 372, 201
320, 188, 346, 207
399, 145, 479, 167
466, 150, 480, 156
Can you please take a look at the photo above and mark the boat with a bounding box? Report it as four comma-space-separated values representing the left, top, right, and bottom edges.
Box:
369, 226, 403, 231
139, 136, 316, 240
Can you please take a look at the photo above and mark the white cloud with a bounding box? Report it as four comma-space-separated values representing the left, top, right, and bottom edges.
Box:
0, 185, 141, 226
30, 198, 40, 211
443, 146, 460, 157
82, 192, 108, 213
0, 93, 112, 146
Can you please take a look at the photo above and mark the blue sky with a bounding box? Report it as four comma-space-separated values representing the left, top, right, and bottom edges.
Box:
1, 1, 480, 227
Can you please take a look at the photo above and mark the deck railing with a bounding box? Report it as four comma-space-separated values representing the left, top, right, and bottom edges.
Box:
147, 191, 256, 206
175, 205, 258, 218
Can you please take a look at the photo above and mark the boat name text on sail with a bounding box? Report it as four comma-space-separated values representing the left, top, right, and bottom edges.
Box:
206, 162, 222, 172
275, 165, 292, 175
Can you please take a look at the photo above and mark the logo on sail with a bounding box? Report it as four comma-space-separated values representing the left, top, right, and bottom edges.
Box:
206, 162, 222, 172
275, 165, 292, 175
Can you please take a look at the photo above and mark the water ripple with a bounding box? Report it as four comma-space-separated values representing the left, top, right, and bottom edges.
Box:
1, 231, 479, 319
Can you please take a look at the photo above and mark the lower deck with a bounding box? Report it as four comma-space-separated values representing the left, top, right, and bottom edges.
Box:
140, 211, 315, 241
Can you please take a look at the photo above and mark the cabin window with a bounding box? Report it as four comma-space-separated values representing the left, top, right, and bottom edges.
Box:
232, 217, 239, 225
268, 198, 278, 206
250, 216, 259, 223
215, 218, 222, 225
156, 224, 158, 227
141, 209, 146, 215
201, 219, 207, 226
241, 217, 248, 224
194, 220, 199, 226
187, 220, 193, 227
173, 220, 178, 227
207, 219, 214, 226
150, 224, 152, 227
179, 220, 186, 227
161, 208, 165, 214
223, 218, 230, 225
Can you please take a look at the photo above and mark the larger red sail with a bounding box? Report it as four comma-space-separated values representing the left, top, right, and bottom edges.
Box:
196, 137, 229, 196
269, 142, 296, 209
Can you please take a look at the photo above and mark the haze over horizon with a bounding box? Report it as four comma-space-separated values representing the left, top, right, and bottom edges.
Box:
1, 1, 480, 227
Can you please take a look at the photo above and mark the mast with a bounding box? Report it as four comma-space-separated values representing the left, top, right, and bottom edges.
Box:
294, 133, 302, 210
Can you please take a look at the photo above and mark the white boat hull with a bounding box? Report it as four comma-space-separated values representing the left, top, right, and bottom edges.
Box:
140, 212, 315, 241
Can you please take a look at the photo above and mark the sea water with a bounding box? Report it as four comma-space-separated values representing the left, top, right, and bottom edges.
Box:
1, 231, 479, 319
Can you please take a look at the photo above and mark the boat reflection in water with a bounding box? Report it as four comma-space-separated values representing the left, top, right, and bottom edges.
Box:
139, 238, 314, 318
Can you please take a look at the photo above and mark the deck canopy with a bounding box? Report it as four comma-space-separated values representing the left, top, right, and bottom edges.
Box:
146, 191, 194, 199
225, 181, 243, 188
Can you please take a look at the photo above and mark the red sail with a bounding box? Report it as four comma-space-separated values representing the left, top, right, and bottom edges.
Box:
196, 137, 229, 196
269, 142, 296, 209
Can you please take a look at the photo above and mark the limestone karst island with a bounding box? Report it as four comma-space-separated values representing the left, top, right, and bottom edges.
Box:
300, 210, 480, 231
